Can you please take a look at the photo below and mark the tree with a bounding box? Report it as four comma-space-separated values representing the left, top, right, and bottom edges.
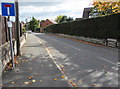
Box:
28, 17, 40, 32
40, 20, 45, 23
55, 15, 74, 23
91, 1, 120, 17
66, 17, 74, 22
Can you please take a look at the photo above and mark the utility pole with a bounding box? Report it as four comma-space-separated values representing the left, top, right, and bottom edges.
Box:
15, 0, 20, 56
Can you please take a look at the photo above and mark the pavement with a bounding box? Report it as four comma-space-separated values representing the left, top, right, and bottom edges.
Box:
2, 33, 119, 88
2, 33, 70, 87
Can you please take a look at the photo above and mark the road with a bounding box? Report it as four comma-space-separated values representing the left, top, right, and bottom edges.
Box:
2, 33, 118, 87
34, 33, 118, 87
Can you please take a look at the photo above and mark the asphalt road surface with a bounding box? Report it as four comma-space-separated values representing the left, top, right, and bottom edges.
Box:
2, 33, 118, 87
34, 33, 118, 87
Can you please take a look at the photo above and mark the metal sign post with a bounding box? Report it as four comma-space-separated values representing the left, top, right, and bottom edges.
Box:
1, 2, 16, 68
8, 20, 15, 68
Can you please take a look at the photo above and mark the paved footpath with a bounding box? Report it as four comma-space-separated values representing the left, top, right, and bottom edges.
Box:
2, 34, 70, 87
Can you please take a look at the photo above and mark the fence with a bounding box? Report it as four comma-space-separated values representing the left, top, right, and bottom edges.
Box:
0, 15, 23, 71
0, 15, 22, 46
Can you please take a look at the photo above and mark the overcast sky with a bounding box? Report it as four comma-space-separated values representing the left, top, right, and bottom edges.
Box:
0, 0, 93, 22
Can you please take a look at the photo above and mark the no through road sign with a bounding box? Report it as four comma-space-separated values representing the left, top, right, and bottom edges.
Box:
1, 2, 15, 16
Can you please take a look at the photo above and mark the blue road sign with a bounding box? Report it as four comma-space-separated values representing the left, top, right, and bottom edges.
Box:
1, 3, 15, 16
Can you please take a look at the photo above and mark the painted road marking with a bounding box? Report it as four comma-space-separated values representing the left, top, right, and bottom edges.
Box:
97, 56, 118, 66
38, 40, 74, 87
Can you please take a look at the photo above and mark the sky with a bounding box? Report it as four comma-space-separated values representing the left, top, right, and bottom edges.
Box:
0, 0, 93, 22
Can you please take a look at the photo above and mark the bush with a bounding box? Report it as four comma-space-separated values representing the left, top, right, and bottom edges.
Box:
22, 30, 27, 33
46, 13, 120, 39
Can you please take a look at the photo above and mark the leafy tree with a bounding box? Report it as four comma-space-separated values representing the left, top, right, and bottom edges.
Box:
66, 17, 74, 22
91, 1, 120, 17
55, 15, 74, 23
28, 17, 40, 32
55, 15, 66, 23
40, 20, 45, 22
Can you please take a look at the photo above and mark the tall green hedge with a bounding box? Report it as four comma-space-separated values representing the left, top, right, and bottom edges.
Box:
46, 13, 120, 39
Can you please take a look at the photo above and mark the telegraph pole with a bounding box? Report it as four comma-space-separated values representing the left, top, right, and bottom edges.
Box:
15, 0, 20, 56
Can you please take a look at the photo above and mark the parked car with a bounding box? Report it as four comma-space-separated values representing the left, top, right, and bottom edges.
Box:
27, 30, 32, 34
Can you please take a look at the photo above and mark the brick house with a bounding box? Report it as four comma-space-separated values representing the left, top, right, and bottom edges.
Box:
40, 19, 57, 32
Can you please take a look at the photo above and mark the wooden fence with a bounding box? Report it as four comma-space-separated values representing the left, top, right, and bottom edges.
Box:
0, 15, 22, 46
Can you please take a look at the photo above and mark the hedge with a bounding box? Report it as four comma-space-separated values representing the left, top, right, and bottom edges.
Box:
46, 13, 120, 39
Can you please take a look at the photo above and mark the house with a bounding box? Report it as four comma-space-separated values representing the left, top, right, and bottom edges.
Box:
21, 21, 25, 29
82, 7, 92, 18
75, 8, 92, 20
40, 19, 57, 32
82, 7, 113, 18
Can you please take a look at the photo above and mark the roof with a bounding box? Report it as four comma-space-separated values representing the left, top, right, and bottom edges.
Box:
83, 7, 92, 13
46, 19, 57, 24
